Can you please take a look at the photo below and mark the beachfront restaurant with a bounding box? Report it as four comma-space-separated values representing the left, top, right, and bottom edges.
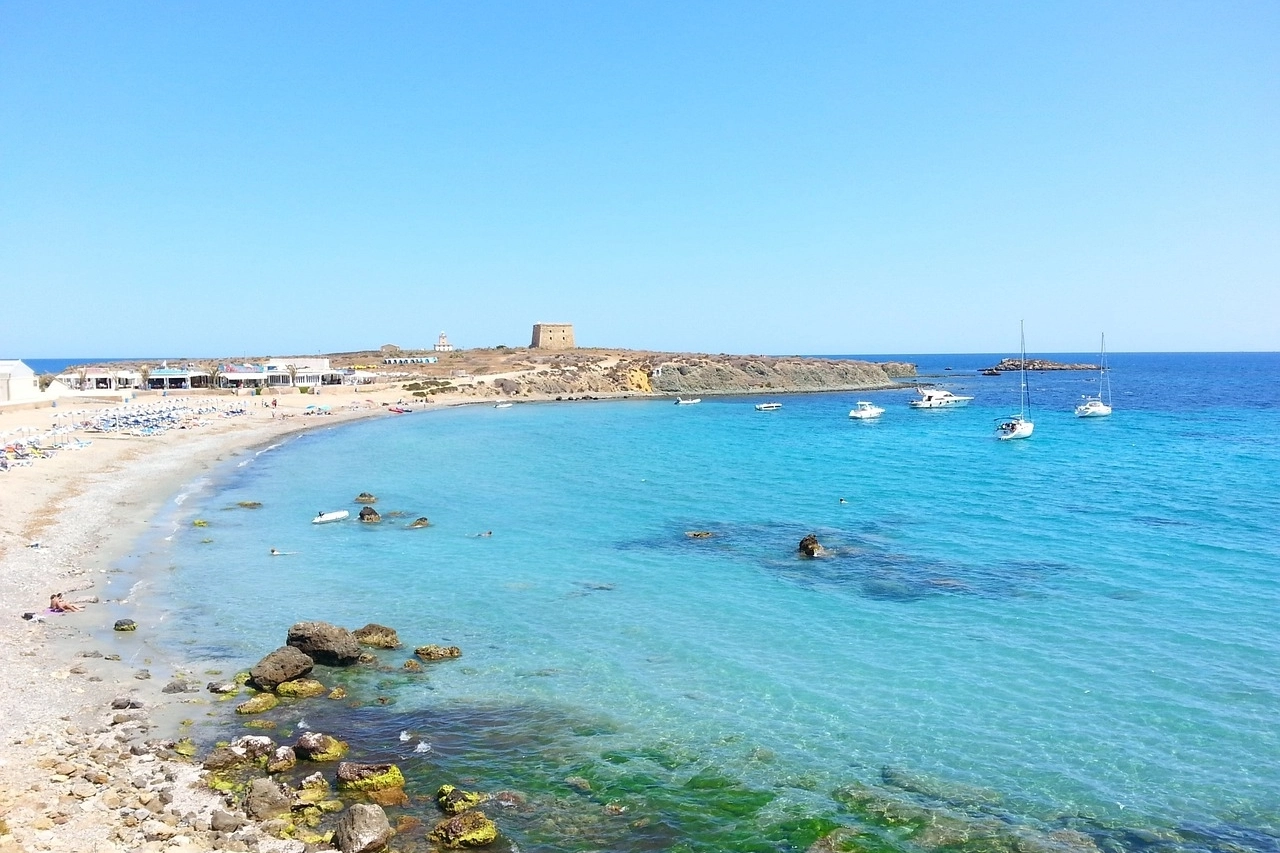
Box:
147, 367, 211, 390
220, 364, 268, 389
262, 358, 344, 389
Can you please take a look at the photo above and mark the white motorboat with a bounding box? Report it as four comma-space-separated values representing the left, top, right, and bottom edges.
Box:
909, 388, 974, 408
996, 321, 1035, 441
494, 402, 513, 409
848, 401, 885, 420
755, 402, 782, 411
675, 397, 701, 405
1075, 333, 1113, 417
312, 510, 350, 524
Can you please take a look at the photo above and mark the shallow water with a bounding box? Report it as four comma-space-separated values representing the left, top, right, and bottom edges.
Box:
141, 353, 1280, 851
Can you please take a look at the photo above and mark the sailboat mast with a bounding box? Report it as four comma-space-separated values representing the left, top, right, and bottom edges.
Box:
1100, 332, 1110, 406
1020, 320, 1029, 418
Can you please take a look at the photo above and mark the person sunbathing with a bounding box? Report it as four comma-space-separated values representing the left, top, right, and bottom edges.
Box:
49, 593, 82, 613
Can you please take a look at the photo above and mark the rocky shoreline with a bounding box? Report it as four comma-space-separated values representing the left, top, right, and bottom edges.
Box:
984, 358, 1098, 372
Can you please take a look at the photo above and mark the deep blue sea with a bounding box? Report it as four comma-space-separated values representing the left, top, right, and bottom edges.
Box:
120, 352, 1280, 853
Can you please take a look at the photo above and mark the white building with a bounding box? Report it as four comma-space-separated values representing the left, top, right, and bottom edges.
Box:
262, 358, 344, 388
0, 359, 40, 404
434, 332, 455, 353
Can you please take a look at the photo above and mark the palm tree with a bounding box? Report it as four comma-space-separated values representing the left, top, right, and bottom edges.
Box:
203, 361, 223, 390
286, 363, 299, 389
75, 366, 89, 390
139, 364, 152, 391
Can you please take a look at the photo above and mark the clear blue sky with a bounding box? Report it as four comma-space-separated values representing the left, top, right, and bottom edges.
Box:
2, 2, 1277, 357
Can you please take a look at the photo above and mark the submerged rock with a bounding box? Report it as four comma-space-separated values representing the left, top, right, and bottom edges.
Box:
402, 659, 423, 673
429, 809, 499, 848
334, 803, 393, 853
352, 624, 400, 649
236, 693, 279, 715
798, 535, 825, 558
277, 678, 327, 698
287, 621, 362, 666
358, 506, 381, 523
415, 644, 462, 661
409, 517, 431, 528
685, 530, 714, 538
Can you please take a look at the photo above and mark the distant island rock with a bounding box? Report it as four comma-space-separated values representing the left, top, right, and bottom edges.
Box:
986, 358, 1097, 372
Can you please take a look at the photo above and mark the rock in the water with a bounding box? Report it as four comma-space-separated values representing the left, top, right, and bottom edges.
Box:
354, 492, 378, 504
244, 777, 294, 820
409, 517, 431, 528
207, 680, 239, 694
358, 506, 381, 523
336, 762, 406, 792
202, 746, 249, 771
402, 659, 423, 673
110, 696, 144, 710
249, 646, 315, 690
295, 731, 349, 762
429, 809, 499, 848
230, 735, 277, 760
685, 530, 714, 538
113, 619, 137, 632
798, 534, 825, 558
161, 678, 200, 694
267, 746, 297, 774
352, 624, 400, 649
414, 644, 462, 661
334, 803, 393, 853
276, 678, 327, 698
236, 692, 279, 715
287, 621, 362, 666
437, 784, 489, 815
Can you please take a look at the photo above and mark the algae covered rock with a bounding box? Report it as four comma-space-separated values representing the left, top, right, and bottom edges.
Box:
229, 735, 276, 760
336, 762, 406, 793
334, 803, 393, 853
296, 731, 349, 762
277, 678, 327, 698
437, 784, 489, 815
328, 687, 348, 700
415, 644, 462, 661
409, 517, 432, 528
113, 619, 137, 632
236, 692, 280, 715
287, 621, 362, 666
402, 659, 423, 673
429, 809, 499, 848
249, 646, 315, 690
358, 506, 381, 523
354, 492, 378, 504
367, 787, 410, 807
352, 624, 401, 649
202, 746, 249, 772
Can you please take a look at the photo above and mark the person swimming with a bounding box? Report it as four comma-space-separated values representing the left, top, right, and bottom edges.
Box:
270, 548, 281, 556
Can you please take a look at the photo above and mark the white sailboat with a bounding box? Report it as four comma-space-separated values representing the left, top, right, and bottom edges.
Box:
1075, 333, 1113, 417
996, 322, 1035, 440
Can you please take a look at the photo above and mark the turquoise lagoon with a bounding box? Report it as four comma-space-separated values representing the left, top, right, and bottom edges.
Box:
131, 353, 1280, 852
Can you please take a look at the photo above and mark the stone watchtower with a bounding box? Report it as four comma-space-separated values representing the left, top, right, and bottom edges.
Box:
530, 323, 575, 350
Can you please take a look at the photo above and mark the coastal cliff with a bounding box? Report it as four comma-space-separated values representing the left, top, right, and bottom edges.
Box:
470, 352, 915, 398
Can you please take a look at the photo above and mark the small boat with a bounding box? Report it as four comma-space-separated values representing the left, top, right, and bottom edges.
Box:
909, 388, 974, 408
996, 321, 1035, 441
494, 402, 513, 409
675, 397, 701, 405
387, 406, 413, 414
1075, 333, 1113, 418
755, 402, 782, 411
848, 401, 885, 420
312, 510, 350, 524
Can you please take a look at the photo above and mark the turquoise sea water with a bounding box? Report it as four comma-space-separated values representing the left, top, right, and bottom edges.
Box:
135, 353, 1280, 852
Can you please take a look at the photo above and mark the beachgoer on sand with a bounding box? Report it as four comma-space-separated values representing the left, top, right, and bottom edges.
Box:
49, 593, 82, 613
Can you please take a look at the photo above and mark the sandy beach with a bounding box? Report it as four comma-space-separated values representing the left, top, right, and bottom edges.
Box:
0, 389, 436, 852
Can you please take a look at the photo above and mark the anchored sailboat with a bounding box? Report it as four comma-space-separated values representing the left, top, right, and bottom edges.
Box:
996, 322, 1035, 441
1075, 333, 1113, 417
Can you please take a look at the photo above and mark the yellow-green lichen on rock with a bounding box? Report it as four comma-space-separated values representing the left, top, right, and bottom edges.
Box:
430, 809, 499, 848
296, 732, 348, 762
236, 693, 280, 715
335, 762, 406, 793
437, 784, 489, 815
233, 671, 252, 685
276, 678, 327, 698
173, 738, 198, 758
244, 719, 277, 730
